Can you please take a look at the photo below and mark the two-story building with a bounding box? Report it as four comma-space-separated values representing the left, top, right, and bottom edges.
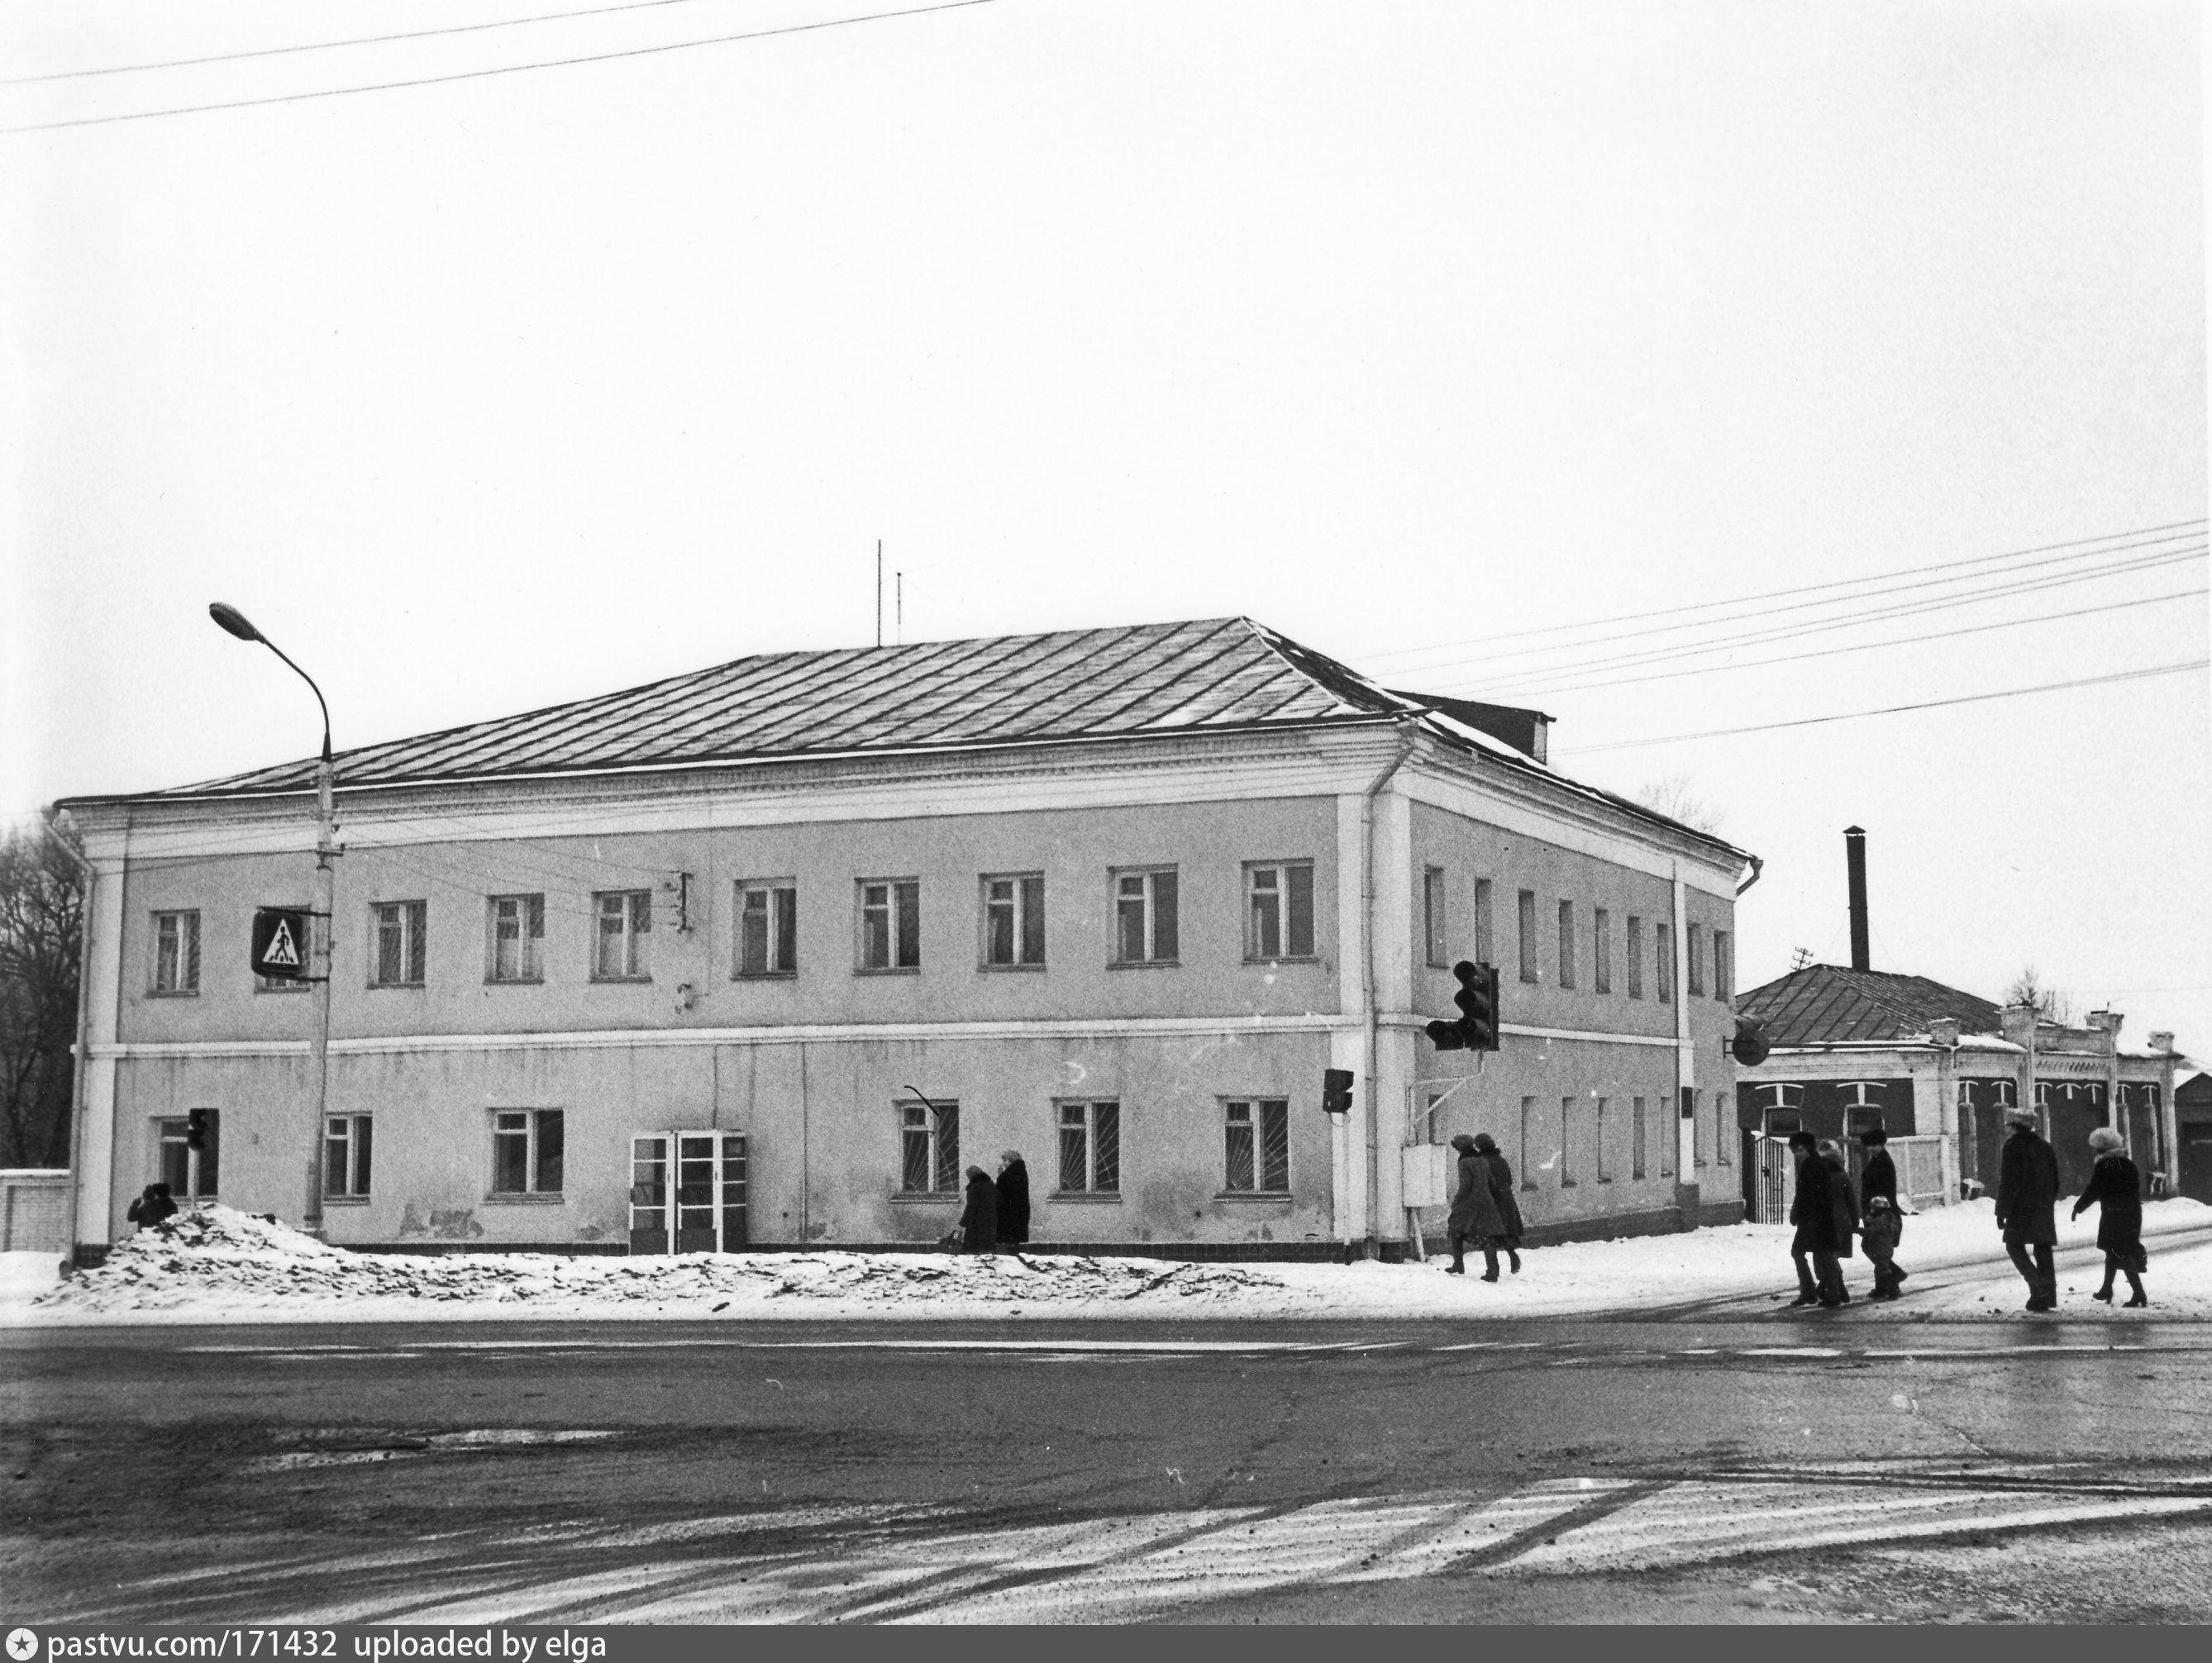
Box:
60, 617, 1757, 1262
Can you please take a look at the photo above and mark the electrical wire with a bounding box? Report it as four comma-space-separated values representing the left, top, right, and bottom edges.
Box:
1355, 517, 2207, 668
1, 0, 1004, 135
1470, 584, 2208, 702
1555, 658, 2210, 756
2, 0, 738, 86
1437, 542, 2206, 699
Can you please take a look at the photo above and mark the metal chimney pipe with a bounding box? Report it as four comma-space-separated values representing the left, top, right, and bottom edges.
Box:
1844, 826, 1870, 972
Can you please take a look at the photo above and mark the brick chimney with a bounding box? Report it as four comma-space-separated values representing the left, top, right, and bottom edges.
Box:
1928, 1017, 1960, 1046
1844, 827, 1870, 972
2149, 1030, 2176, 1054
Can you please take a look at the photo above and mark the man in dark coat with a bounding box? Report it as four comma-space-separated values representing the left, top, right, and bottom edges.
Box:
2072, 1127, 2148, 1307
1996, 1113, 2062, 1310
125, 1183, 177, 1232
1785, 1132, 1824, 1306
956, 1166, 999, 1254
1814, 1139, 1858, 1306
1471, 1133, 1523, 1274
1445, 1134, 1505, 1278
995, 1151, 1032, 1250
1857, 1128, 1905, 1298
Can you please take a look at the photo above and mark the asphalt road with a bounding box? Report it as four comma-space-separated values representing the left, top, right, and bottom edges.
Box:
9, 1254, 2212, 1625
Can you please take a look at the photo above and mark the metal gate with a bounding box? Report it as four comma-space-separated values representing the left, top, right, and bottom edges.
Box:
629, 1132, 747, 1254
1751, 1135, 1792, 1223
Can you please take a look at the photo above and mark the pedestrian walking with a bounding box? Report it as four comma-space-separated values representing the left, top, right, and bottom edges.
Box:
1815, 1138, 1859, 1306
1996, 1112, 2062, 1311
995, 1150, 1031, 1251
125, 1182, 177, 1232
2071, 1127, 2148, 1308
956, 1165, 999, 1255
1785, 1132, 1824, 1305
1472, 1132, 1524, 1274
1857, 1128, 1907, 1298
1445, 1133, 1505, 1278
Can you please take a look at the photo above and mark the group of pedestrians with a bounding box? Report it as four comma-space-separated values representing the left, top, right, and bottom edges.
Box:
946, 1151, 1031, 1255
1785, 1113, 2152, 1313
1444, 1132, 1525, 1279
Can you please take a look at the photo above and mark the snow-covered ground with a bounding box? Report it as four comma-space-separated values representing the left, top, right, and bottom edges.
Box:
4, 1198, 2209, 1327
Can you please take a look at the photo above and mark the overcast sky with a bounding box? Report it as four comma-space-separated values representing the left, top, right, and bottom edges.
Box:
4, 1, 2206, 1057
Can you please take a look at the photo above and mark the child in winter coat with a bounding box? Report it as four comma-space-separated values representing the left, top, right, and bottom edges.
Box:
1862, 1194, 1905, 1300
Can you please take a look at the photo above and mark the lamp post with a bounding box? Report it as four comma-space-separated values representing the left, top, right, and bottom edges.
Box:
209, 603, 337, 1238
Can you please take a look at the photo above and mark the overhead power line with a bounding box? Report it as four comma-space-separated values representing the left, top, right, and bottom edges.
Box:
1358, 517, 2208, 669
1437, 541, 2206, 699
0, 0, 1004, 135
1556, 659, 2210, 756
2, 0, 734, 85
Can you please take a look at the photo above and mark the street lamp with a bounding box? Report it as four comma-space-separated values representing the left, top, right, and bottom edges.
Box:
209, 602, 338, 1237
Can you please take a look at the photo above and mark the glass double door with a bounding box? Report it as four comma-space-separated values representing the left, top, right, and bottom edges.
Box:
630, 1132, 747, 1254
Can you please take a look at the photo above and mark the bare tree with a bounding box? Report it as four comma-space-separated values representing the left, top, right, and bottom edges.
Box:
0, 811, 86, 1166
1632, 774, 1723, 836
2005, 965, 2075, 1026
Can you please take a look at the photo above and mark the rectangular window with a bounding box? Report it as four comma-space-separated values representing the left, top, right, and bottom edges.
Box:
1113, 868, 1180, 965
899, 1098, 960, 1193
1717, 1092, 1733, 1165
153, 911, 201, 994
982, 874, 1046, 968
1633, 1095, 1648, 1179
1518, 1096, 1537, 1189
156, 1113, 219, 1199
1473, 878, 1495, 967
1057, 1100, 1121, 1194
1714, 929, 1733, 1001
593, 891, 651, 980
1246, 862, 1314, 960
1660, 1089, 1676, 1176
1688, 923, 1706, 998
1223, 1098, 1290, 1193
736, 882, 799, 977
491, 1108, 564, 1194
370, 901, 427, 988
1626, 915, 1643, 999
1595, 1097, 1611, 1182
1557, 901, 1576, 989
1691, 1089, 1707, 1168
1559, 1096, 1576, 1186
1517, 889, 1538, 983
486, 894, 545, 984
323, 1115, 374, 1198
1423, 868, 1449, 969
628, 1131, 747, 1254
1656, 922, 1675, 1003
859, 879, 921, 971
1594, 908, 1611, 995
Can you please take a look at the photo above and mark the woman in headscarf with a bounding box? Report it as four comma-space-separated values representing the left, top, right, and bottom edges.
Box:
957, 1165, 999, 1255
1444, 1133, 1505, 1278
1472, 1133, 1524, 1275
995, 1150, 1032, 1250
2071, 1126, 2148, 1307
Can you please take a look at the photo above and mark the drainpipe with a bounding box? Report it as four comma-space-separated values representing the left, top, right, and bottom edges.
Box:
1735, 855, 1764, 898
48, 813, 96, 1273
1360, 720, 1420, 1260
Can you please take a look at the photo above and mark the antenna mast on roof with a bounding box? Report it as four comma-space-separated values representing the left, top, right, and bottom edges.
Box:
897, 571, 903, 646
875, 540, 883, 647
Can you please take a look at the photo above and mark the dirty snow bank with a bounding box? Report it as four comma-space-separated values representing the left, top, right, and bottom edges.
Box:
0, 1248, 66, 1304
7, 1198, 2209, 1326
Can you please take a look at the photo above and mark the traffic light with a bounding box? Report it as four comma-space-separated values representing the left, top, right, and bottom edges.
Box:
186, 1108, 212, 1152
1425, 960, 1501, 1051
1322, 1068, 1355, 1117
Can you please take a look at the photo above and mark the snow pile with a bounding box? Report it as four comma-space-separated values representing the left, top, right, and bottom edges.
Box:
10, 1197, 2209, 1326
0, 1248, 66, 1303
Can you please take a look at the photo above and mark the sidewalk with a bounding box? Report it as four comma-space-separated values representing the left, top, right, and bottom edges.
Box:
6, 1198, 2210, 1327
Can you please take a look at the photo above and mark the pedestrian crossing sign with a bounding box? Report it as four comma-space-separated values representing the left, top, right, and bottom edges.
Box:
251, 908, 311, 979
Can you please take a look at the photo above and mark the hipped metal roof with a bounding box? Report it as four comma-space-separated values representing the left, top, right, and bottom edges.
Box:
65, 616, 1747, 861
1736, 964, 2006, 1046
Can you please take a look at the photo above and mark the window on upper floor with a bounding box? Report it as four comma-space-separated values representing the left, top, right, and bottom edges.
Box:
1557, 900, 1577, 989
1113, 867, 1178, 965
1626, 915, 1644, 999
1594, 908, 1612, 995
1246, 861, 1314, 961
981, 874, 1045, 969
736, 881, 799, 977
152, 911, 201, 995
1687, 922, 1706, 998
858, 879, 920, 972
1714, 929, 1733, 1001
1423, 867, 1449, 970
1517, 889, 1538, 984
370, 901, 427, 989
487, 893, 545, 984
593, 891, 651, 981
1656, 922, 1675, 1003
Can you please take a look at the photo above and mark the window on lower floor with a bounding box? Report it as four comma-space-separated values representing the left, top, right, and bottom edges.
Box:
1559, 1096, 1576, 1185
900, 1098, 960, 1193
491, 1108, 564, 1194
1595, 1096, 1611, 1182
1058, 1100, 1121, 1194
1632, 1095, 1647, 1179
157, 1111, 219, 1199
1223, 1098, 1288, 1193
629, 1131, 747, 1253
1518, 1096, 1537, 1189
324, 1115, 373, 1197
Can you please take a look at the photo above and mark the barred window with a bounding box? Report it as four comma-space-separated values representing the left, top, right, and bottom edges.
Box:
1223, 1098, 1289, 1193
1058, 1101, 1121, 1194
899, 1099, 960, 1193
